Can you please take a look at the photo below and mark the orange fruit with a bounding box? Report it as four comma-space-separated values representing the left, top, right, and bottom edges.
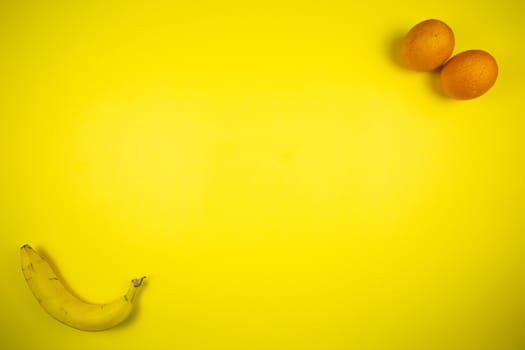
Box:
440, 50, 498, 99
401, 19, 455, 71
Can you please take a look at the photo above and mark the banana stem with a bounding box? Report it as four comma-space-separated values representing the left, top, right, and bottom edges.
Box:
125, 276, 146, 303
132, 276, 147, 288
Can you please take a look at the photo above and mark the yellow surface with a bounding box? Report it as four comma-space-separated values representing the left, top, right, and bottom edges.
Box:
1, 1, 525, 349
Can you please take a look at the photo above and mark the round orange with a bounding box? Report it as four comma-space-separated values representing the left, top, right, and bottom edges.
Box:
401, 19, 455, 72
440, 50, 498, 100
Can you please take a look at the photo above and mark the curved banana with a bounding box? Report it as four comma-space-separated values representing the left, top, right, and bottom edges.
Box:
20, 244, 146, 331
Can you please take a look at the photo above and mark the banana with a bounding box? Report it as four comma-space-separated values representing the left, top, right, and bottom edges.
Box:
20, 244, 146, 331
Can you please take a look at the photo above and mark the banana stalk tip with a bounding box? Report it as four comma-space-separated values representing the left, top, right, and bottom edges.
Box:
132, 276, 147, 287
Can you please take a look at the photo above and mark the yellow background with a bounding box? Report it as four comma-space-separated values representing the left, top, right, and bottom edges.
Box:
1, 0, 524, 349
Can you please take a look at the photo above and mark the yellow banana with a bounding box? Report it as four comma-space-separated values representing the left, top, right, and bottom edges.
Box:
20, 244, 146, 331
